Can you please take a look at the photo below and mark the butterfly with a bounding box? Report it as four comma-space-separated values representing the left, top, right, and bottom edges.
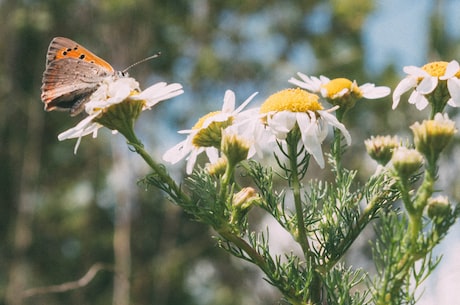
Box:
41, 37, 129, 116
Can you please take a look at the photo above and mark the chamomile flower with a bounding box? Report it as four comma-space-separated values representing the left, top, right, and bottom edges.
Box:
289, 72, 390, 109
163, 90, 257, 174
253, 88, 351, 168
58, 77, 184, 153
392, 60, 460, 111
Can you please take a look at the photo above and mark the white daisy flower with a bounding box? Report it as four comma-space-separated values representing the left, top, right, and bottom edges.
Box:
392, 60, 460, 110
57, 77, 183, 153
251, 88, 351, 168
289, 72, 390, 101
163, 90, 257, 174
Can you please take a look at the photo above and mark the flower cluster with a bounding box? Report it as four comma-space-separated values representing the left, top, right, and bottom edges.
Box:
55, 61, 460, 177
160, 73, 391, 172
55, 71, 393, 173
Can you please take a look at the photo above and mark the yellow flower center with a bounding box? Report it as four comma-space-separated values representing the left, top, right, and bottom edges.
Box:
192, 111, 221, 130
422, 61, 449, 77
321, 78, 362, 99
422, 61, 460, 77
260, 88, 323, 114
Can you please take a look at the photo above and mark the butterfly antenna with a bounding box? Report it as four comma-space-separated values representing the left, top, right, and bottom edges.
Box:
122, 52, 161, 73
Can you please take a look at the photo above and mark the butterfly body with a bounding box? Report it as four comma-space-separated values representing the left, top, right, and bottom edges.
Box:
41, 37, 125, 116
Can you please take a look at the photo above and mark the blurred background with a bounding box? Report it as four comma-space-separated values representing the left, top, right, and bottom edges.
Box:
1, 0, 460, 304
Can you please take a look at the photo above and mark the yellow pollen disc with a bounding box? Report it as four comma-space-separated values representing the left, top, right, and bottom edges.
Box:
321, 78, 355, 97
260, 88, 323, 113
192, 111, 221, 129
422, 61, 449, 77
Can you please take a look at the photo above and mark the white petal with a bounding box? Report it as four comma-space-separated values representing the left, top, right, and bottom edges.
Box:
441, 60, 460, 80
186, 148, 201, 175
288, 73, 323, 92
267, 111, 297, 139
288, 77, 310, 89
318, 110, 352, 145
408, 91, 429, 110
447, 78, 460, 107
205, 147, 219, 164
403, 66, 429, 77
331, 88, 349, 98
136, 82, 184, 108
416, 76, 437, 94
392, 77, 417, 109
57, 113, 100, 140
296, 113, 325, 168
222, 90, 236, 113
319, 75, 331, 83
360, 84, 391, 99
162, 138, 192, 164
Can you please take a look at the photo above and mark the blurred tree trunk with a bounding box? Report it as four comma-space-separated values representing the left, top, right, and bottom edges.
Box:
6, 98, 44, 305
111, 143, 135, 305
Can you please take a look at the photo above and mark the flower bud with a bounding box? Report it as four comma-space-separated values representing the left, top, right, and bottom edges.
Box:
410, 113, 457, 161
206, 157, 228, 176
391, 147, 423, 179
230, 187, 260, 229
221, 129, 250, 166
365, 135, 401, 165
232, 187, 259, 210
427, 196, 452, 221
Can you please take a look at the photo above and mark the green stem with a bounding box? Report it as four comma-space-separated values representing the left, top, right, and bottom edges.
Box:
125, 132, 191, 205
219, 159, 235, 209
286, 130, 321, 304
332, 128, 343, 179
332, 107, 347, 179
286, 132, 310, 257
382, 164, 436, 301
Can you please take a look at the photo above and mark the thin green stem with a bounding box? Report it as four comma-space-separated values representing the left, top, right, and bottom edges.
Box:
286, 132, 310, 257
219, 160, 235, 206
381, 164, 437, 301
286, 130, 322, 304
332, 107, 347, 179
126, 133, 191, 206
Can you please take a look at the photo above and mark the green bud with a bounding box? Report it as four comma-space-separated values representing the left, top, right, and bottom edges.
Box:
410, 113, 457, 162
206, 156, 228, 176
427, 196, 452, 221
391, 147, 423, 179
365, 135, 401, 165
232, 187, 259, 210
230, 187, 260, 230
220, 130, 250, 166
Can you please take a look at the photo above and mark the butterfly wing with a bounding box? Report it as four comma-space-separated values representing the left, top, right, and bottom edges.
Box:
41, 58, 113, 116
45, 37, 114, 72
41, 37, 116, 116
